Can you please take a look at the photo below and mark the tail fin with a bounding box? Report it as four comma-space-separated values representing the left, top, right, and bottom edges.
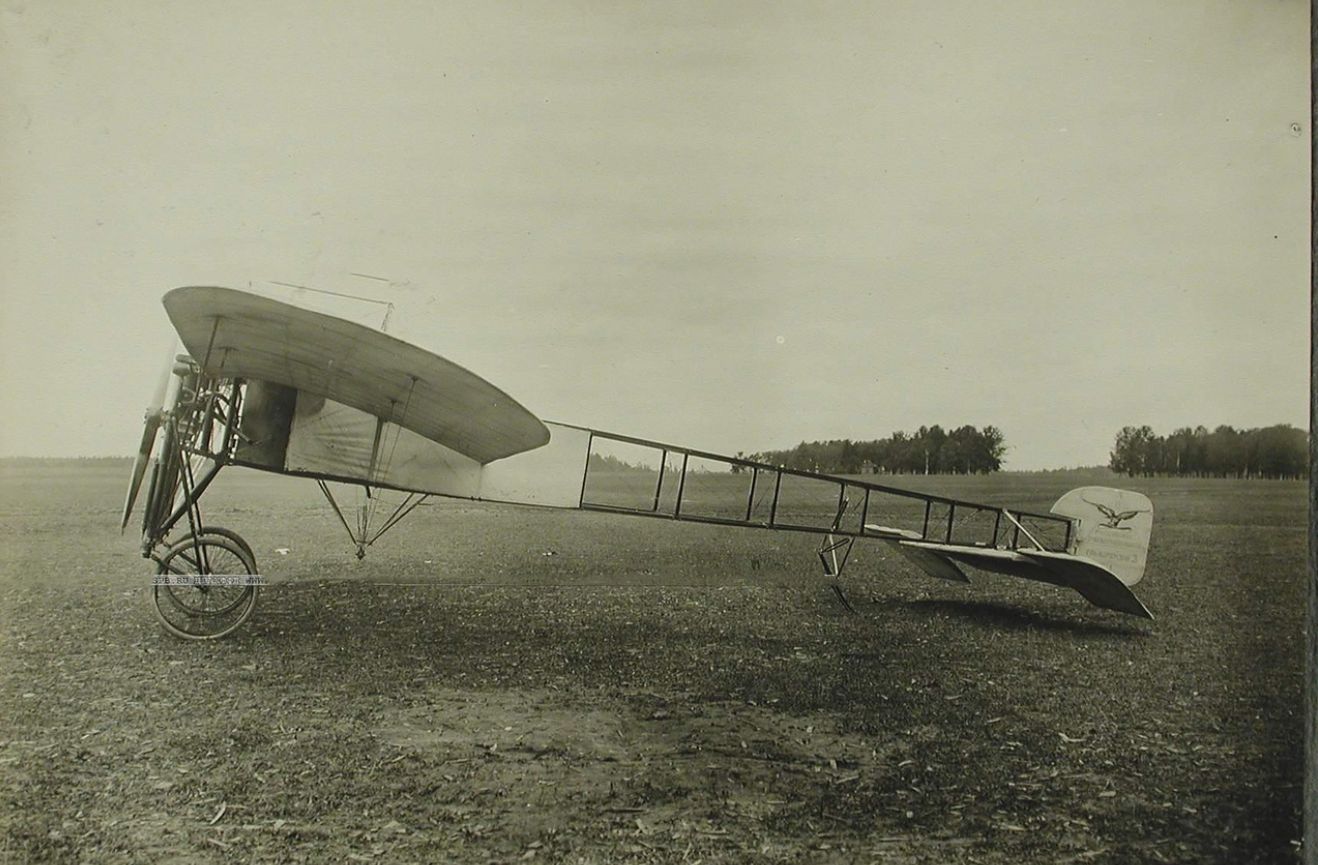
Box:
1050, 486, 1153, 586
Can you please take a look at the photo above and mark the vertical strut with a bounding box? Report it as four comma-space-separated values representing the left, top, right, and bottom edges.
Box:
673, 453, 690, 518
652, 449, 667, 512
745, 467, 759, 523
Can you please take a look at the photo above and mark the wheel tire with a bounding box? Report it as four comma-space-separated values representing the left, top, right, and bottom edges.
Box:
153, 534, 259, 640
196, 527, 257, 572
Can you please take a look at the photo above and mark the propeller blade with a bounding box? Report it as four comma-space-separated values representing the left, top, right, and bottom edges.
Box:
121, 343, 178, 532
120, 412, 161, 531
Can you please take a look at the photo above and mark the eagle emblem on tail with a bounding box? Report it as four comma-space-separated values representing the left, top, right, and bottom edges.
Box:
1082, 498, 1149, 530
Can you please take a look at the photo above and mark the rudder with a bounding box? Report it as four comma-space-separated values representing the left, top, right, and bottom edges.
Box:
1050, 486, 1153, 586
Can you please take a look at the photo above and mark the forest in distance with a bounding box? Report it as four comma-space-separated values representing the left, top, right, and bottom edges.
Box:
587, 421, 1309, 479
740, 424, 1006, 475
1107, 423, 1308, 479
589, 425, 1008, 476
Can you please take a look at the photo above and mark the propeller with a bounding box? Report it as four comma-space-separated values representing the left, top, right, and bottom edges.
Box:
121, 345, 178, 532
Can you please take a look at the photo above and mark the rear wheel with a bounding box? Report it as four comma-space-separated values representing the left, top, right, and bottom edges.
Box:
153, 534, 259, 640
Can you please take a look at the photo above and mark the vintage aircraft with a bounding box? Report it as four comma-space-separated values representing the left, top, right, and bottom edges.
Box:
125, 286, 1155, 639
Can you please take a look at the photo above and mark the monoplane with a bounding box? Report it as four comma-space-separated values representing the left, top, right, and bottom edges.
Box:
124, 286, 1155, 639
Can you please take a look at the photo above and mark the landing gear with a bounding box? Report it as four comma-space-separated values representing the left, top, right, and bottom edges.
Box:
127, 364, 264, 640
152, 530, 260, 640
819, 496, 858, 614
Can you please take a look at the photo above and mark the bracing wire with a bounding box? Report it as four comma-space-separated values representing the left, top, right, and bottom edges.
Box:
378, 377, 418, 485
363, 377, 419, 540
340, 375, 421, 555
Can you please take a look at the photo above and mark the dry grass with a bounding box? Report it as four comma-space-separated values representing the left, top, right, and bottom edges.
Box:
0, 462, 1305, 863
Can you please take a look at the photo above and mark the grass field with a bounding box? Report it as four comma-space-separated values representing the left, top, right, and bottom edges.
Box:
0, 460, 1307, 863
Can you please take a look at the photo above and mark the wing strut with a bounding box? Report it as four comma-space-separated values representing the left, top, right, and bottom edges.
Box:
316, 479, 430, 560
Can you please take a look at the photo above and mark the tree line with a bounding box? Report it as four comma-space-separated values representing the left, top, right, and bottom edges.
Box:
742, 425, 1007, 475
1109, 424, 1307, 479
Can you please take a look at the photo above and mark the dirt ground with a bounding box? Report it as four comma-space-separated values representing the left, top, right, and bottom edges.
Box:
0, 462, 1306, 863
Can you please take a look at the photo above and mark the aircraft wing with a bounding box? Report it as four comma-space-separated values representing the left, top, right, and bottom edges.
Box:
163, 286, 549, 464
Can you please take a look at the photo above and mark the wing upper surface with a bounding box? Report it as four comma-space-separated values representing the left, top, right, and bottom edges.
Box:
163, 286, 549, 464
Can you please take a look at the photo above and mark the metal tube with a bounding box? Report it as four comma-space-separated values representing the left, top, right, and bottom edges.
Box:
577, 432, 594, 508
574, 427, 1068, 530
673, 453, 690, 518
156, 459, 223, 539
317, 479, 357, 543
652, 449, 667, 512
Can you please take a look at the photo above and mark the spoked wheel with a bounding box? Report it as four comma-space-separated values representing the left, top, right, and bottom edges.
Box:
153, 533, 259, 640
195, 527, 257, 572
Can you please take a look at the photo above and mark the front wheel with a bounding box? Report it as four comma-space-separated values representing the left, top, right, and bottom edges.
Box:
153, 534, 259, 640
195, 526, 257, 573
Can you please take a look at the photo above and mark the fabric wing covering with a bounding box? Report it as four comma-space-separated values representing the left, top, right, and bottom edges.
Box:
233, 383, 591, 509
285, 393, 483, 497
163, 286, 550, 464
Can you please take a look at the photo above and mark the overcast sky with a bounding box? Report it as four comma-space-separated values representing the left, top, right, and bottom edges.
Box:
1, 1, 1308, 468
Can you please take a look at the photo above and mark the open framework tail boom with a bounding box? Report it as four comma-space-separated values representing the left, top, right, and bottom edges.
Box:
220, 388, 1153, 617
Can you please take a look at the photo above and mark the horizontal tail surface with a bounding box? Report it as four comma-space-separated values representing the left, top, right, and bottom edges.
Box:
868, 486, 1154, 618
